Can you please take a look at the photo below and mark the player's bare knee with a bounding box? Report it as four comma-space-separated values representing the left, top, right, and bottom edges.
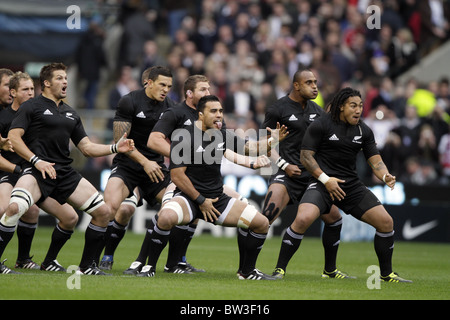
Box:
116, 205, 135, 224
249, 213, 269, 234
292, 206, 319, 233
323, 206, 341, 223
60, 212, 79, 229
116, 194, 138, 220
91, 205, 110, 227
157, 209, 178, 230
22, 205, 40, 221
377, 214, 394, 233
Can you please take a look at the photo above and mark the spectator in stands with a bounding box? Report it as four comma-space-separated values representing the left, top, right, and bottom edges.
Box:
392, 105, 422, 163
140, 40, 167, 75
438, 123, 450, 184
436, 77, 450, 112
418, 0, 450, 57
108, 66, 139, 130
76, 20, 106, 109
120, 3, 156, 67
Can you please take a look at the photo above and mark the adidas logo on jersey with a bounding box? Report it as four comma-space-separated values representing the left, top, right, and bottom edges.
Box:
136, 111, 146, 118
183, 119, 192, 126
329, 134, 339, 141
196, 145, 205, 152
288, 114, 298, 121
43, 109, 53, 115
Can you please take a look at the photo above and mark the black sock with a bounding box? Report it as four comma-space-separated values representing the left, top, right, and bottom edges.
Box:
43, 224, 73, 265
79, 223, 106, 269
179, 223, 196, 263
322, 218, 342, 272
147, 224, 170, 267
135, 215, 157, 263
237, 228, 248, 271
166, 226, 186, 268
96, 220, 113, 263
275, 227, 304, 271
374, 230, 395, 277
241, 230, 266, 275
104, 219, 127, 256
0, 222, 16, 259
16, 219, 37, 261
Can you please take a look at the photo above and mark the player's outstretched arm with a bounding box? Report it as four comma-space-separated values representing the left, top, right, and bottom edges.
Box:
244, 122, 289, 156
76, 133, 135, 158
224, 149, 270, 170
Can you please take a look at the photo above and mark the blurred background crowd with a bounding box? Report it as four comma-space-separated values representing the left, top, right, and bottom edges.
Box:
1, 0, 449, 187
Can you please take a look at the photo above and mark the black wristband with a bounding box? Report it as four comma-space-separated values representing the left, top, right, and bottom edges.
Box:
13, 165, 22, 174
194, 194, 206, 205
250, 162, 255, 169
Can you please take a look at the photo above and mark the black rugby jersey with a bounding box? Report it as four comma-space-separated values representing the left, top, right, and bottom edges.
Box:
301, 114, 379, 184
152, 101, 198, 139
153, 100, 227, 140
0, 106, 23, 165
262, 95, 324, 169
10, 94, 87, 166
113, 88, 175, 164
169, 125, 243, 198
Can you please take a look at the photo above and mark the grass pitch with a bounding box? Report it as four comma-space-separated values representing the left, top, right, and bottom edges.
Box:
1, 226, 449, 301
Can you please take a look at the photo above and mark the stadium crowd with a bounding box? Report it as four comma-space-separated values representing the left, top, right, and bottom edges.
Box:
72, 0, 450, 186
1, 0, 448, 280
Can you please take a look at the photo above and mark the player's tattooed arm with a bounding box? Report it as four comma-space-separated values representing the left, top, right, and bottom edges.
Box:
112, 120, 164, 182
367, 154, 396, 189
301, 149, 346, 201
300, 150, 320, 176
113, 121, 131, 143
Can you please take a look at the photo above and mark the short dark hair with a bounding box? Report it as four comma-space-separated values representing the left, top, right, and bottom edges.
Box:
146, 66, 172, 81
326, 87, 362, 123
40, 62, 67, 88
293, 68, 312, 83
184, 75, 209, 97
197, 95, 220, 113
0, 68, 14, 83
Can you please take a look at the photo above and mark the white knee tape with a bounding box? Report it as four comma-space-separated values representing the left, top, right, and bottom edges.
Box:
79, 192, 105, 214
121, 194, 138, 209
161, 190, 174, 205
163, 201, 184, 224
4, 188, 34, 227
237, 204, 258, 229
